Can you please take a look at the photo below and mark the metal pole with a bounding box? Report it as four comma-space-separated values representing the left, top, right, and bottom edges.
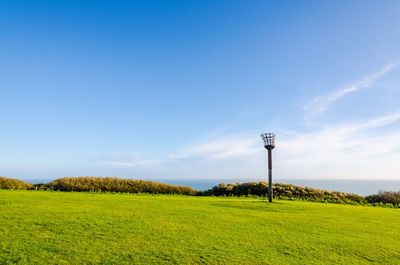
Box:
268, 148, 273, 203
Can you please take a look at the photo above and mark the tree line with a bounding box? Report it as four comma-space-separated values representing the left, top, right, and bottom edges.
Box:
1, 176, 398, 207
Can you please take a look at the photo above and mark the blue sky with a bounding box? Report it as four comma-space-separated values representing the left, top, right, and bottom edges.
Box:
1, 0, 400, 181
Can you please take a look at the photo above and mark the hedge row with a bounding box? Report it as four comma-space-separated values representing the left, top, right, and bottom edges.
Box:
0, 176, 196, 195
0, 177, 398, 206
200, 182, 367, 205
42, 177, 197, 195
365, 191, 400, 206
0, 177, 32, 190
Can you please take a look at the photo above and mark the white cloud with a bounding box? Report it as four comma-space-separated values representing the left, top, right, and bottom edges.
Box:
166, 111, 400, 180
86, 153, 160, 168
356, 111, 400, 130
179, 135, 260, 160
84, 112, 400, 180
276, 112, 400, 179
306, 63, 397, 115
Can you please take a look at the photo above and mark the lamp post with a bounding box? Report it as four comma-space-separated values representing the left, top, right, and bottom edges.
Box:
261, 132, 275, 203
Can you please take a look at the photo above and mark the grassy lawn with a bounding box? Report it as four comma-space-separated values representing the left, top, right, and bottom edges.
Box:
0, 190, 399, 264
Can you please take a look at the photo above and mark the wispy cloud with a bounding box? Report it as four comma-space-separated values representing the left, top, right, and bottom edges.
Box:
356, 111, 400, 131
86, 153, 160, 168
276, 111, 400, 178
178, 135, 260, 160
84, 111, 400, 180
306, 63, 397, 115
165, 111, 400, 179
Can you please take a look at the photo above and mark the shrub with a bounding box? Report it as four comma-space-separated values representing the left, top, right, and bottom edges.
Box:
366, 191, 400, 206
0, 177, 33, 190
43, 177, 198, 195
200, 182, 367, 205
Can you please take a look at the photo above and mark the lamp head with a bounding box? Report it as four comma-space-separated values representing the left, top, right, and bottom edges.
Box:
261, 132, 275, 150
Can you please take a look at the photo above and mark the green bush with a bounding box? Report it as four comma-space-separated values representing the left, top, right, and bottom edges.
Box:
0, 177, 33, 190
2, 176, 398, 208
200, 182, 367, 205
366, 191, 400, 206
44, 177, 198, 195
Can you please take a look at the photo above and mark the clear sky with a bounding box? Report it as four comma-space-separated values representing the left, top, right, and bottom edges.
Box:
1, 0, 400, 181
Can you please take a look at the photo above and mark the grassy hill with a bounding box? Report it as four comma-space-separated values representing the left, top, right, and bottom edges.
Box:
0, 190, 399, 264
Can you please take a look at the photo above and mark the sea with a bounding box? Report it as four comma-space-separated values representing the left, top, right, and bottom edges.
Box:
24, 177, 400, 196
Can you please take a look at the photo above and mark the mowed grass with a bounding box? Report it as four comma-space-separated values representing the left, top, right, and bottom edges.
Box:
0, 190, 399, 264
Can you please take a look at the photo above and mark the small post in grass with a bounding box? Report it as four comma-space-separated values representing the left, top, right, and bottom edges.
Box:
260, 132, 275, 203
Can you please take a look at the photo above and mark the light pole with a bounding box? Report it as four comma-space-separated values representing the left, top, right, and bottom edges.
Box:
261, 132, 275, 203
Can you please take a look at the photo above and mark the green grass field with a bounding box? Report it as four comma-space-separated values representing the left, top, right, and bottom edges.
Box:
0, 190, 399, 264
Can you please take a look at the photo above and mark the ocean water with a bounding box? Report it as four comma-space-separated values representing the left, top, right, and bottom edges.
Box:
23, 178, 400, 196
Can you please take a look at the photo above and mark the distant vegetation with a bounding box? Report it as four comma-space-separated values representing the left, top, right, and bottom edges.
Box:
200, 182, 399, 207
0, 176, 399, 207
0, 177, 32, 190
42, 177, 197, 195
200, 182, 368, 205
366, 191, 400, 206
